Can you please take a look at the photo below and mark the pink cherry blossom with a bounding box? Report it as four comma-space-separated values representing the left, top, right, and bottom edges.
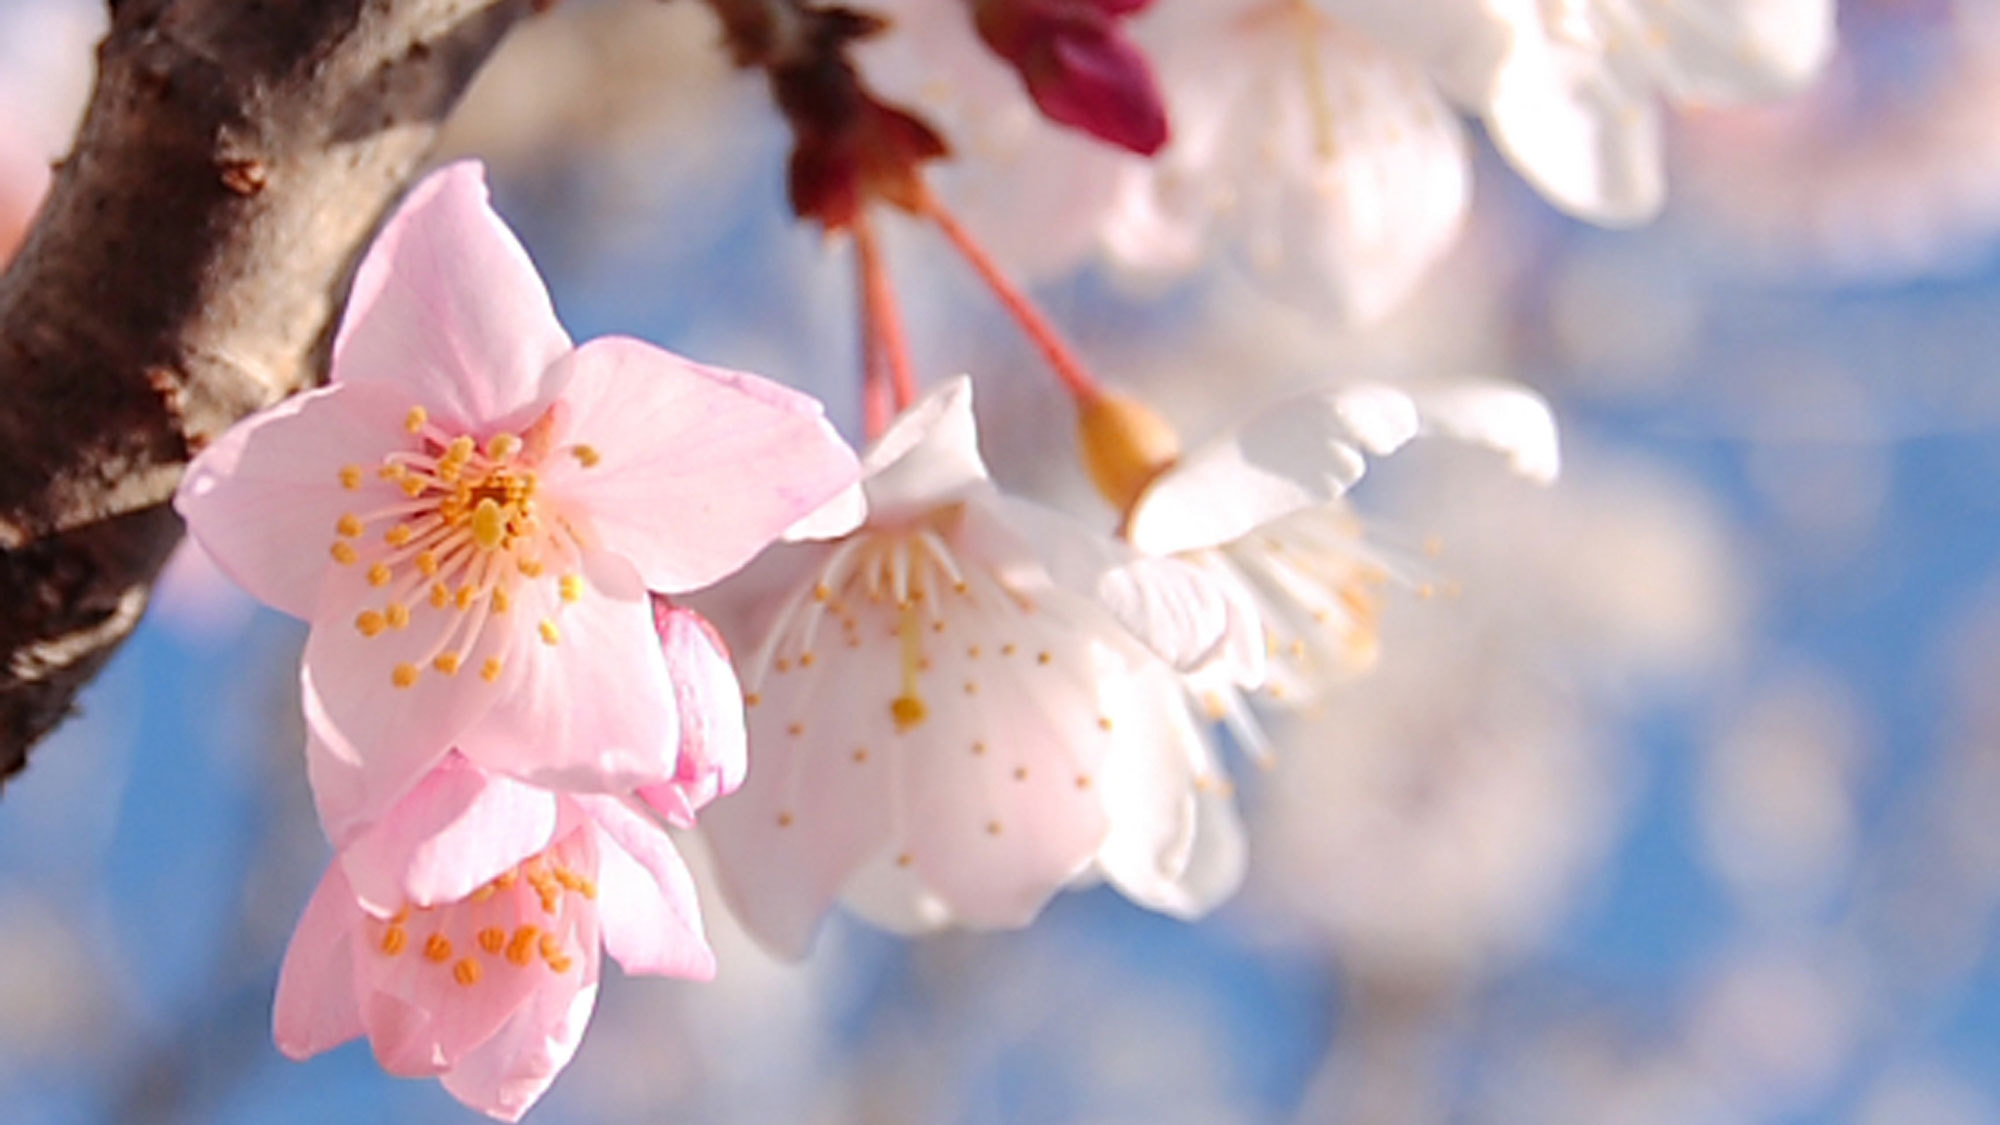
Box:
274, 756, 713, 1122
175, 162, 858, 840
695, 377, 1242, 956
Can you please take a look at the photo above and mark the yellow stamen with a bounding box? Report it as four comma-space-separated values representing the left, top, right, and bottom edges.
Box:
470, 497, 506, 550
478, 927, 506, 955
380, 925, 407, 956
453, 959, 480, 987
336, 513, 363, 538
481, 658, 504, 683
330, 542, 359, 565
338, 465, 363, 490
423, 934, 451, 962
539, 620, 560, 646
490, 588, 510, 614
486, 432, 521, 460
366, 563, 392, 587
384, 602, 410, 630
416, 550, 440, 577
506, 926, 539, 967
391, 663, 419, 689
404, 406, 428, 434
355, 610, 386, 637
433, 653, 461, 676
571, 444, 600, 468
429, 583, 450, 609
384, 524, 413, 548
559, 574, 583, 603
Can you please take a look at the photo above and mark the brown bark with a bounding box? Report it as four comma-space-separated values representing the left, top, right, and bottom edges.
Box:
0, 0, 536, 781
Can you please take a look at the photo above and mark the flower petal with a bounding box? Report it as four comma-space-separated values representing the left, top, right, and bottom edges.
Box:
339, 758, 561, 915
536, 336, 859, 593
575, 794, 717, 980
302, 569, 505, 829
1092, 664, 1230, 917
456, 561, 680, 794
1415, 379, 1562, 484
1125, 392, 1374, 556
639, 602, 748, 825
699, 654, 900, 958
438, 978, 599, 1123
271, 862, 366, 1061
1486, 38, 1664, 225
174, 380, 415, 619
858, 375, 992, 523
332, 161, 570, 430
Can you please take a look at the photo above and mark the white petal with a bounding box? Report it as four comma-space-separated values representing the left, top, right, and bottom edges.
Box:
859, 376, 993, 523
1125, 393, 1373, 556
1415, 379, 1562, 484
1486, 37, 1665, 224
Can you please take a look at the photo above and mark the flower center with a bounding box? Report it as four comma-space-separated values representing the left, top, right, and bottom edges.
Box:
329, 404, 600, 688
368, 844, 598, 988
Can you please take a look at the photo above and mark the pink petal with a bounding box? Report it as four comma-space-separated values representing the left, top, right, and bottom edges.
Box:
174, 380, 416, 619
354, 878, 585, 1077
536, 336, 859, 593
456, 563, 680, 793
302, 562, 509, 829
438, 979, 599, 1122
574, 795, 717, 980
304, 677, 458, 849
643, 602, 747, 822
339, 758, 561, 915
333, 161, 571, 431
893, 597, 1112, 929
271, 862, 366, 1061
698, 657, 899, 958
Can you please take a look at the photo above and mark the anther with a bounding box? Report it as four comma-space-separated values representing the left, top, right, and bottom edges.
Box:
481, 658, 504, 683
330, 542, 359, 565
429, 583, 450, 609
380, 926, 407, 956
400, 476, 425, 499
384, 525, 413, 547
338, 465, 363, 490
571, 444, 601, 468
538, 620, 560, 646
423, 934, 452, 962
491, 589, 510, 614
506, 926, 538, 967
777, 812, 795, 827
336, 513, 363, 538
384, 602, 410, 630
392, 663, 419, 689
559, 574, 583, 603
433, 653, 462, 676
486, 432, 521, 460
445, 436, 475, 462
891, 695, 927, 731
453, 959, 481, 987
471, 498, 506, 550
366, 563, 392, 587
455, 586, 477, 611
355, 611, 386, 637
478, 927, 506, 954
416, 551, 440, 577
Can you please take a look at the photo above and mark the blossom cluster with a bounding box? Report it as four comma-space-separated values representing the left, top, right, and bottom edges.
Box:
175, 164, 860, 1118
159, 0, 1838, 1114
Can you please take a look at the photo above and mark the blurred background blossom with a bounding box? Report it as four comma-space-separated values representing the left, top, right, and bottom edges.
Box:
7, 0, 2000, 1121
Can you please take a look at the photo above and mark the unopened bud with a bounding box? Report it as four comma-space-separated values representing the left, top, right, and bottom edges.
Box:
1077, 390, 1179, 515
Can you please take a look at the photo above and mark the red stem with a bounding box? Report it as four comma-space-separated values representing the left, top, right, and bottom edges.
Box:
915, 185, 1102, 403
852, 211, 918, 437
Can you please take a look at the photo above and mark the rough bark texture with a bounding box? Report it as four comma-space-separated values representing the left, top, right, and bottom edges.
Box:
0, 0, 534, 781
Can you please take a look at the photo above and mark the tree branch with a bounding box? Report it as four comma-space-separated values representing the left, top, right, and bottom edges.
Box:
0, 0, 536, 781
